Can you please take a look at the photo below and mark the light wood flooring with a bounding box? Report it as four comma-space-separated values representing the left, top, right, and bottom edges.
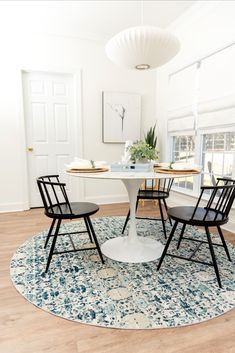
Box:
0, 203, 235, 353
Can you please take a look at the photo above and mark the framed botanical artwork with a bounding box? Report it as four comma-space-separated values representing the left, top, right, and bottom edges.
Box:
102, 91, 141, 143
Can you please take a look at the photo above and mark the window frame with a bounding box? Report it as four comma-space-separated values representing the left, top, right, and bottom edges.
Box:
169, 130, 200, 197
169, 126, 235, 199
199, 126, 235, 186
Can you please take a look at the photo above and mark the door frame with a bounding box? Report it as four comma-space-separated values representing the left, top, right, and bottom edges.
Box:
18, 66, 84, 210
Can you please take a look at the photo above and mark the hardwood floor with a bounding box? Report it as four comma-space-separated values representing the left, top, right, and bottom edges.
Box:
1, 203, 235, 353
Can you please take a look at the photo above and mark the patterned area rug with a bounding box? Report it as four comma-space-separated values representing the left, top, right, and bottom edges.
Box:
11, 216, 235, 329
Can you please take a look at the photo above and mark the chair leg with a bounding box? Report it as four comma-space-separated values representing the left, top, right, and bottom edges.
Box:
122, 210, 130, 234
217, 226, 231, 261
44, 218, 56, 249
84, 217, 93, 243
45, 219, 61, 273
158, 199, 167, 239
163, 198, 172, 226
177, 223, 186, 249
122, 198, 139, 234
205, 226, 222, 288
157, 221, 178, 271
136, 198, 140, 210
86, 217, 105, 264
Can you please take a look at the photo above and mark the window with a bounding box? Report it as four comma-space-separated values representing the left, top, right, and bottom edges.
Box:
171, 135, 195, 191
167, 44, 235, 198
201, 132, 235, 188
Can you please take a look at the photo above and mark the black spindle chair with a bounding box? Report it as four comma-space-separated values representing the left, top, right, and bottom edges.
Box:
37, 175, 104, 273
122, 178, 174, 239
157, 177, 235, 288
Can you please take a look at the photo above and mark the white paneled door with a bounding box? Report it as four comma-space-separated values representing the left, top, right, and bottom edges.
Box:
23, 71, 79, 207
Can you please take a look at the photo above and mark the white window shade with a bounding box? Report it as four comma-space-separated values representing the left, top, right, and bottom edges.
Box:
198, 106, 235, 129
197, 94, 235, 115
168, 64, 197, 117
168, 115, 195, 133
168, 43, 235, 135
198, 45, 235, 112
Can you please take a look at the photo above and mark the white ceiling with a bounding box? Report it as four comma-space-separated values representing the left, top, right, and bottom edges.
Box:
1, 1, 196, 40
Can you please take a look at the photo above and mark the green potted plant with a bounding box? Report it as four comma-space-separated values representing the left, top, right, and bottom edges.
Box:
144, 124, 157, 149
128, 140, 158, 163
143, 124, 158, 188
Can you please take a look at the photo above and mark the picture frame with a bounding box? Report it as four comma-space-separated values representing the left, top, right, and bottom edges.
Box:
102, 91, 141, 143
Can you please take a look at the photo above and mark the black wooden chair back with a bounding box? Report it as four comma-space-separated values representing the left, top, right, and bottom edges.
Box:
191, 177, 235, 222
37, 175, 73, 216
143, 178, 174, 194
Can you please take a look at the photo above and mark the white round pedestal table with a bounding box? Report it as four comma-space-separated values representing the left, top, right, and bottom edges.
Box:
66, 170, 191, 263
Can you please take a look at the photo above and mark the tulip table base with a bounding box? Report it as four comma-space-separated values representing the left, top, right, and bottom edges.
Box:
101, 235, 164, 263
101, 178, 164, 263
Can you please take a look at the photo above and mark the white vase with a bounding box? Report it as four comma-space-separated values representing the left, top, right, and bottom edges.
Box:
136, 159, 149, 164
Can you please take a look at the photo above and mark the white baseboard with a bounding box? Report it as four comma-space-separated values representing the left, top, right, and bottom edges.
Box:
0, 202, 28, 213
169, 190, 235, 233
0, 194, 129, 213
85, 194, 128, 205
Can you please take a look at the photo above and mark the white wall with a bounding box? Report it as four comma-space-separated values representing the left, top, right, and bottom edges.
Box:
0, 23, 156, 211
156, 0, 235, 162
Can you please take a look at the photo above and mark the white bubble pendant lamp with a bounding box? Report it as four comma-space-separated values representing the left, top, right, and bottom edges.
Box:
105, 25, 180, 70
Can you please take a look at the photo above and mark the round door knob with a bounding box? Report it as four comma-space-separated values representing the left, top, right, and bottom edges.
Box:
27, 147, 34, 152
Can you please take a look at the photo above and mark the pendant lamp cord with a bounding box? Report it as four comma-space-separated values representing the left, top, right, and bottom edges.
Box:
141, 0, 144, 25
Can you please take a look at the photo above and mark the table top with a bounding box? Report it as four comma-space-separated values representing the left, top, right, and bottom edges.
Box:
66, 170, 198, 180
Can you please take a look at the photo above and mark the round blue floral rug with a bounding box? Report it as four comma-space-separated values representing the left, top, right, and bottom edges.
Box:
10, 216, 235, 329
